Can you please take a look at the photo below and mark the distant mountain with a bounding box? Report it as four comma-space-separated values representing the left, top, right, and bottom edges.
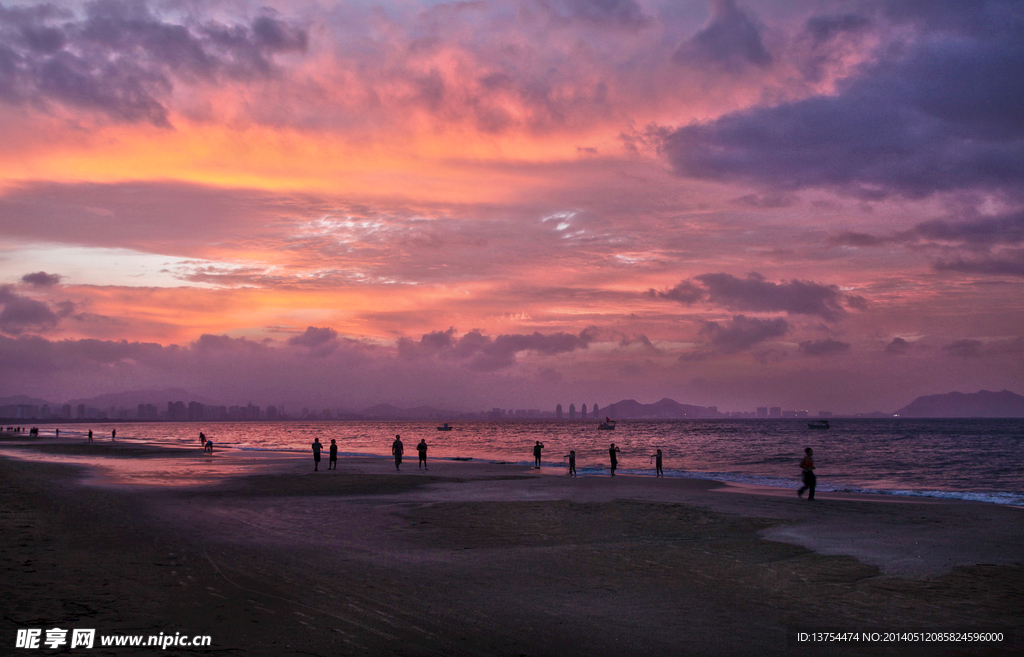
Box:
0, 394, 58, 407
894, 390, 1024, 418
603, 398, 724, 420
67, 388, 221, 409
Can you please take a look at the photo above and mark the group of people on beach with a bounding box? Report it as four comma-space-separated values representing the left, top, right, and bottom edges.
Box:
305, 436, 814, 495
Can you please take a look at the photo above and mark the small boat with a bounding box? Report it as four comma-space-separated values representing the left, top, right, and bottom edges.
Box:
807, 420, 830, 430
437, 423, 453, 431
598, 418, 616, 430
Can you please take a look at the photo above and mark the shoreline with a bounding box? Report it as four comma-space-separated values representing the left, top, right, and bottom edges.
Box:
2, 436, 1022, 508
2, 442, 1022, 655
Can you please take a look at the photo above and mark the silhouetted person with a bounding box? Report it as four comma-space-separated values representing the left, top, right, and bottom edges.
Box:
88, 429, 93, 443
392, 435, 404, 470
417, 439, 428, 470
199, 432, 206, 445
204, 439, 213, 453
312, 438, 323, 471
111, 429, 116, 441
651, 449, 663, 477
533, 441, 545, 469
609, 443, 620, 476
54, 429, 59, 438
329, 439, 338, 470
564, 450, 577, 477
797, 447, 816, 500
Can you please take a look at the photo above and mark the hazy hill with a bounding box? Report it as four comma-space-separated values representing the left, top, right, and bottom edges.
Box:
604, 398, 724, 420
67, 388, 220, 409
894, 390, 1024, 418
0, 395, 58, 407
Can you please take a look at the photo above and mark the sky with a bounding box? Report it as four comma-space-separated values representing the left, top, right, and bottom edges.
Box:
0, 0, 1021, 414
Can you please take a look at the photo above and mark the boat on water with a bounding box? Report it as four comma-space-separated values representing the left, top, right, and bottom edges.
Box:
598, 418, 616, 430
807, 420, 830, 430
437, 423, 453, 431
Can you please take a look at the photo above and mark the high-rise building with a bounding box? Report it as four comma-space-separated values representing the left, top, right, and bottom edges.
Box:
769, 406, 782, 418
568, 403, 576, 420
756, 407, 768, 418
581, 403, 587, 420
556, 404, 562, 420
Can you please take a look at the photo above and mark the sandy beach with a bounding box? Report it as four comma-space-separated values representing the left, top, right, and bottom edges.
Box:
2, 440, 1021, 656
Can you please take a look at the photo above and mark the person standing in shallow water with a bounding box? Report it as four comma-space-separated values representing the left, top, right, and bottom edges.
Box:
609, 443, 620, 476
651, 449, 663, 477
111, 429, 116, 440
417, 439, 428, 470
311, 437, 323, 471
87, 429, 93, 443
797, 447, 816, 500
564, 450, 577, 477
329, 439, 338, 470
392, 435, 404, 470
533, 441, 545, 469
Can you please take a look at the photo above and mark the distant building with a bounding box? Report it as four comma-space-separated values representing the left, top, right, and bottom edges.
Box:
569, 403, 576, 420
266, 405, 278, 420
581, 403, 587, 420
593, 403, 599, 417
555, 404, 563, 420
756, 407, 768, 418
77, 404, 86, 419
769, 406, 782, 418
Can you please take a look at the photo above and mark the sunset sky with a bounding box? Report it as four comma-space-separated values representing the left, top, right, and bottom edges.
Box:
0, 0, 1021, 413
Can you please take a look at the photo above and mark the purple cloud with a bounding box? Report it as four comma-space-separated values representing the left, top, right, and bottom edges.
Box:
398, 326, 597, 371
650, 272, 862, 322
661, 0, 1024, 198
673, 0, 771, 70
0, 285, 59, 335
21, 271, 63, 287
0, 1, 308, 126
885, 337, 910, 355
700, 314, 788, 353
798, 338, 850, 357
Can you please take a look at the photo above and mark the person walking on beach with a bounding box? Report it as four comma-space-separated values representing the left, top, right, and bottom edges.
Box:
87, 429, 93, 443
329, 439, 338, 470
533, 441, 545, 469
312, 437, 323, 471
54, 428, 59, 438
392, 435, 404, 470
609, 443, 620, 476
111, 429, 116, 441
199, 432, 206, 445
417, 439, 428, 470
651, 449, 663, 477
797, 447, 816, 501
564, 450, 577, 477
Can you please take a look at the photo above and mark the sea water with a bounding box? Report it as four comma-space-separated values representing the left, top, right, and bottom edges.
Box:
30, 418, 1024, 506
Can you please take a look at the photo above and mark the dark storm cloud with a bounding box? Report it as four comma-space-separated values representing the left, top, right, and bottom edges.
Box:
649, 272, 861, 322
661, 0, 1024, 198
541, 0, 650, 29
673, 0, 771, 70
699, 314, 788, 353
398, 326, 596, 371
21, 271, 63, 287
798, 338, 850, 357
0, 285, 60, 334
0, 1, 307, 126
885, 337, 910, 355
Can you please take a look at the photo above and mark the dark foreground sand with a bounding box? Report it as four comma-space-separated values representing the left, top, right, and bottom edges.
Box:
1, 442, 1021, 656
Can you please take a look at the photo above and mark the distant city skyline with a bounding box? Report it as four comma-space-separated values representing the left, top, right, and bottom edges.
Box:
0, 1, 1021, 413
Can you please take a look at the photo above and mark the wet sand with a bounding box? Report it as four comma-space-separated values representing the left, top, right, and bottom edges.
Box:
1, 441, 1021, 656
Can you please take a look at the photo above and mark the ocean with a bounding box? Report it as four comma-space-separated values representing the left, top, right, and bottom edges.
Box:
27, 418, 1024, 506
